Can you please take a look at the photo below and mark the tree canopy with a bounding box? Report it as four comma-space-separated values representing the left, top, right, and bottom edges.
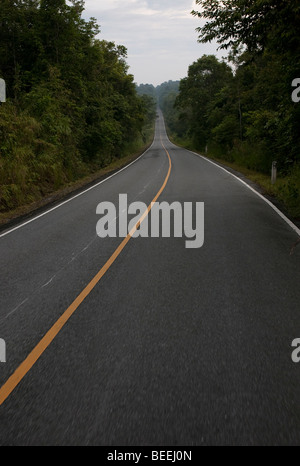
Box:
0, 1, 154, 213
158, 0, 300, 218
192, 0, 300, 56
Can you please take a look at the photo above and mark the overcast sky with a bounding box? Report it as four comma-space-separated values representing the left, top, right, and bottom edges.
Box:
82, 0, 224, 86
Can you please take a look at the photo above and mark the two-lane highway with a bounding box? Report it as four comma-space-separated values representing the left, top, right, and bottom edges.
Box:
0, 112, 300, 445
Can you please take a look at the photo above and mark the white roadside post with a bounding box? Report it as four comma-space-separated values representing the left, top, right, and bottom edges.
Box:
0, 78, 6, 104
271, 161, 277, 185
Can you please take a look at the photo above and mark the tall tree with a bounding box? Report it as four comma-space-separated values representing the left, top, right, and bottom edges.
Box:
191, 0, 300, 168
175, 55, 233, 149
192, 0, 300, 55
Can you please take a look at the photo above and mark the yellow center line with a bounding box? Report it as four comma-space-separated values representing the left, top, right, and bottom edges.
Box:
0, 139, 172, 406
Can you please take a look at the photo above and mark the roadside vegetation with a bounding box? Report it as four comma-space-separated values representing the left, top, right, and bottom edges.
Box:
0, 0, 156, 218
158, 1, 300, 220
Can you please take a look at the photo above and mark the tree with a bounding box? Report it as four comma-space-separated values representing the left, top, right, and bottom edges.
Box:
191, 1, 300, 168
192, 0, 300, 56
0, 1, 152, 212
136, 84, 157, 102
175, 55, 234, 149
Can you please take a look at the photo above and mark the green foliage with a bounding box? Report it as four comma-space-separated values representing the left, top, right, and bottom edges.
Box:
277, 165, 300, 217
189, 0, 300, 168
0, 1, 153, 213
192, 0, 300, 56
156, 81, 182, 136
156, 81, 180, 106
175, 55, 234, 150
157, 0, 300, 218
136, 84, 157, 102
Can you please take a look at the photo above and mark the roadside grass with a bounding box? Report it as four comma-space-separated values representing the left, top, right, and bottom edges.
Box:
168, 133, 300, 224
0, 122, 155, 226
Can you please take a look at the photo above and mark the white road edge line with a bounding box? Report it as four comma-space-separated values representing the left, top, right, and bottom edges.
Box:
190, 150, 300, 237
0, 139, 155, 239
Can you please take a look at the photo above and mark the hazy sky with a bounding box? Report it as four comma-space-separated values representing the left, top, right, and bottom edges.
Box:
82, 0, 224, 86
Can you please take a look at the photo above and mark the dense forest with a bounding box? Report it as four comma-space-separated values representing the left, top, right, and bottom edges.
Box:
158, 1, 300, 219
0, 0, 155, 215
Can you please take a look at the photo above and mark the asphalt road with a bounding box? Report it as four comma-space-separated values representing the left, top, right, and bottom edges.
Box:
0, 112, 300, 446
